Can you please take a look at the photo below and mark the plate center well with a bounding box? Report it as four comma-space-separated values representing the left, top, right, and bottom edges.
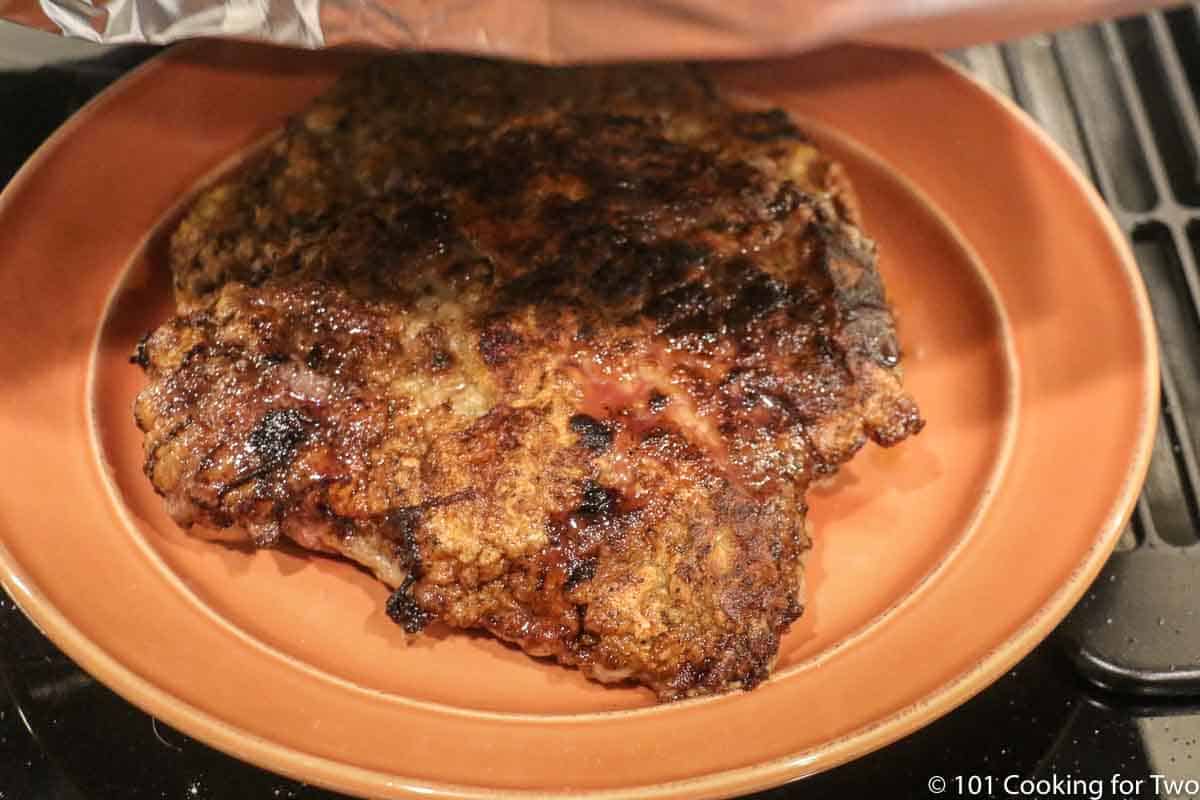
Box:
87, 123, 1015, 716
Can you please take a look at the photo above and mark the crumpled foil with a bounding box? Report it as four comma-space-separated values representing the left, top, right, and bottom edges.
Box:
2, 0, 1175, 60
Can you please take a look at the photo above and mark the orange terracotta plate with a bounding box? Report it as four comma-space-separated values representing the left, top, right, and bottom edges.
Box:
0, 42, 1157, 798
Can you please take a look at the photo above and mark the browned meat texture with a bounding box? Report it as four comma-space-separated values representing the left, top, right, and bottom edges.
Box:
133, 56, 923, 700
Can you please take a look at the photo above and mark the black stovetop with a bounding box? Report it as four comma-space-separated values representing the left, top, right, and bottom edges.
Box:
5, 7, 1200, 798
0, 587, 1167, 800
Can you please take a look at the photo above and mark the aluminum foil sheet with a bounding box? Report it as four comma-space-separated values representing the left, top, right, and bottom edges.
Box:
2, 0, 1176, 61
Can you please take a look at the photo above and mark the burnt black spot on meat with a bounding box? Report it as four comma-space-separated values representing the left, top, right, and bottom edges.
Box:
443, 121, 578, 199
130, 334, 152, 369
648, 392, 669, 413
569, 414, 613, 452
305, 344, 325, 369
386, 574, 432, 634
394, 202, 451, 240
557, 222, 628, 266
573, 605, 593, 639
545, 483, 628, 562
377, 202, 456, 262
218, 408, 315, 497
386, 489, 475, 575
387, 506, 424, 574
644, 281, 713, 334
589, 240, 710, 305
726, 268, 788, 328
732, 109, 803, 142
564, 557, 597, 590
248, 408, 314, 471
262, 351, 289, 366
578, 481, 619, 517
498, 260, 573, 306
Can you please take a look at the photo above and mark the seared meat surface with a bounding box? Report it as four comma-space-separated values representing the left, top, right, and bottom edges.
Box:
134, 57, 922, 700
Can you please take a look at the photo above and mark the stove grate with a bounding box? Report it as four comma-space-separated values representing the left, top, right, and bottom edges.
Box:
955, 3, 1200, 695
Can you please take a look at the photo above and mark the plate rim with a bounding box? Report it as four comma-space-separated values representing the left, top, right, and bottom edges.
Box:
0, 42, 1159, 799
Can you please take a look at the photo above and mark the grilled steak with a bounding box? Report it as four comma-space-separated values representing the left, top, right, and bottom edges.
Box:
133, 57, 923, 700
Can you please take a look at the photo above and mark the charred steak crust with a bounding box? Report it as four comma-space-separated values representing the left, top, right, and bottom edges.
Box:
134, 56, 923, 700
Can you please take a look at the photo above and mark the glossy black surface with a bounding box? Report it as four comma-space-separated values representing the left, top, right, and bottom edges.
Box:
0, 585, 1164, 800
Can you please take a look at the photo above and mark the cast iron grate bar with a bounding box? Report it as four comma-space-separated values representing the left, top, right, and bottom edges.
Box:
1148, 13, 1200, 193
961, 3, 1200, 695
1118, 16, 1200, 208
1102, 19, 1177, 214
1164, 7, 1200, 119
1054, 25, 1157, 214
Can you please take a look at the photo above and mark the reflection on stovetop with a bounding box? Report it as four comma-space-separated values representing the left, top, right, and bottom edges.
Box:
0, 586, 1166, 800
0, 591, 345, 799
